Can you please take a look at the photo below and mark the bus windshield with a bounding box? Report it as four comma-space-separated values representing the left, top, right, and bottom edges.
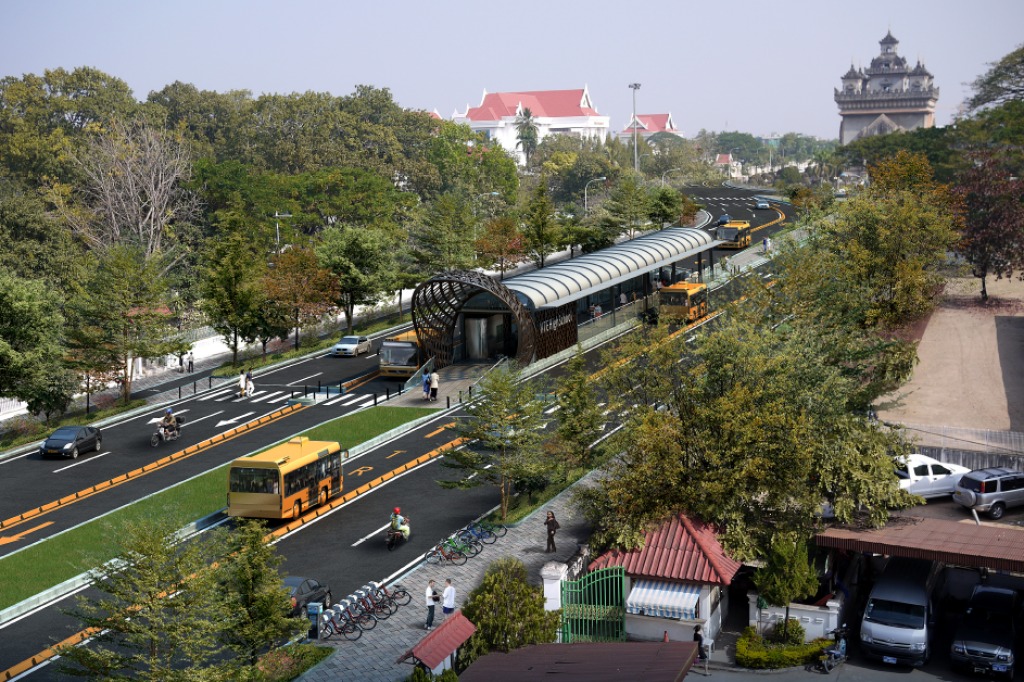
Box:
229, 467, 280, 494
380, 341, 418, 367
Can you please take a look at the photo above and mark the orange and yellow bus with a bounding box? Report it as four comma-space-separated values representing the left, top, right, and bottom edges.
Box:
227, 437, 346, 520
379, 330, 422, 378
717, 220, 752, 249
659, 282, 708, 323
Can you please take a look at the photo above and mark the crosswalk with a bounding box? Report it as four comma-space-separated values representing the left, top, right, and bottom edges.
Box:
196, 386, 376, 409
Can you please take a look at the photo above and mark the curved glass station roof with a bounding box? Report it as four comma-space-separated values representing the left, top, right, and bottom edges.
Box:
505, 226, 720, 310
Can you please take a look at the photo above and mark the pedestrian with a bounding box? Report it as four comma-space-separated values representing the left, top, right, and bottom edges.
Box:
423, 372, 431, 401
429, 370, 439, 402
178, 354, 184, 373
762, 237, 768, 252
442, 578, 456, 619
186, 351, 194, 373
766, 237, 772, 254
619, 292, 627, 307
694, 624, 707, 660
237, 370, 246, 398
425, 579, 439, 630
544, 511, 560, 553
594, 304, 602, 319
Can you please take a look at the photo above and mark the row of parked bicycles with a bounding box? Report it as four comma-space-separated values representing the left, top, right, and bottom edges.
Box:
425, 520, 508, 565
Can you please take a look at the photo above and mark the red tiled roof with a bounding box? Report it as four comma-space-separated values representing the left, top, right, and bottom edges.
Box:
715, 153, 732, 164
459, 642, 698, 682
588, 514, 742, 585
396, 611, 476, 669
817, 516, 1024, 573
463, 88, 599, 121
623, 113, 676, 134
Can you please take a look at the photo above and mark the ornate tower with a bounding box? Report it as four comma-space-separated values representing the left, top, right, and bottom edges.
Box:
835, 31, 939, 145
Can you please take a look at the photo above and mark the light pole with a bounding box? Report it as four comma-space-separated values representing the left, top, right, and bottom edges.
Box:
661, 168, 684, 186
274, 211, 292, 255
629, 83, 641, 173
584, 176, 606, 214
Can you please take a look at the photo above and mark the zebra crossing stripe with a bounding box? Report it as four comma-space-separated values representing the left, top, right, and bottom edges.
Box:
249, 391, 284, 403
198, 388, 233, 401
266, 393, 293, 404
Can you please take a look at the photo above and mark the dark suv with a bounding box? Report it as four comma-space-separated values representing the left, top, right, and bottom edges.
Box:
953, 468, 1024, 520
950, 585, 1018, 679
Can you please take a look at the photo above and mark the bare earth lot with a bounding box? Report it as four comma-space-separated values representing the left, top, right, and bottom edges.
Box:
878, 274, 1024, 435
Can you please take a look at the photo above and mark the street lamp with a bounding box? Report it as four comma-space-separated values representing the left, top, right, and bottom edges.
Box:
629, 83, 641, 173
584, 176, 606, 214
274, 211, 292, 255
661, 168, 684, 186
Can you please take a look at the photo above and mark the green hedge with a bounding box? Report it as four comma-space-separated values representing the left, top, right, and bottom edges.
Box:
735, 626, 830, 669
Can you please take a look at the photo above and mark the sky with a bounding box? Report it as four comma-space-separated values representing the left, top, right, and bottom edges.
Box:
2, 1, 1022, 141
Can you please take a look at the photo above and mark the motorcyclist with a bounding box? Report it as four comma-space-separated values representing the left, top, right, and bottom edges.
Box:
160, 408, 178, 438
390, 507, 410, 540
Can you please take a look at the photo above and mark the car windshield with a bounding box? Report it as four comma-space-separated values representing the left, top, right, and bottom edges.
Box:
380, 341, 418, 366
339, 336, 360, 344
51, 427, 79, 438
865, 598, 926, 629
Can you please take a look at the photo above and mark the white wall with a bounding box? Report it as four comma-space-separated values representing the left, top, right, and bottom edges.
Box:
746, 591, 843, 642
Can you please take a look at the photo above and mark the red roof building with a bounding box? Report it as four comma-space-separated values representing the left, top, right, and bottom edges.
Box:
619, 113, 683, 140
396, 611, 477, 674
452, 86, 610, 164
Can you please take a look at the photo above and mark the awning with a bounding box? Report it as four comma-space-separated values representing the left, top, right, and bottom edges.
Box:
396, 611, 477, 669
626, 579, 700, 620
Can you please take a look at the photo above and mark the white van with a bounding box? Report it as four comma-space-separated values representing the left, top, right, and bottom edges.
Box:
859, 558, 941, 667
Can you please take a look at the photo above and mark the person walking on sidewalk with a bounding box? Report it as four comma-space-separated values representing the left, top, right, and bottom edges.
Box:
423, 372, 431, 401
237, 370, 247, 398
429, 370, 439, 402
186, 351, 194, 373
544, 511, 560, 553
425, 579, 439, 630
441, 578, 456, 619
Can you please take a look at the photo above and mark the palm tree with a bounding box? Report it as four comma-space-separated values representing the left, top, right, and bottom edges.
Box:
515, 107, 539, 166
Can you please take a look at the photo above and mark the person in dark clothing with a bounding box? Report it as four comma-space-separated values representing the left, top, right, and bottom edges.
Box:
694, 624, 707, 660
544, 511, 560, 552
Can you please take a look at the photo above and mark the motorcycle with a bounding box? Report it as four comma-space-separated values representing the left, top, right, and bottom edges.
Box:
150, 417, 185, 447
386, 524, 410, 551
814, 624, 848, 674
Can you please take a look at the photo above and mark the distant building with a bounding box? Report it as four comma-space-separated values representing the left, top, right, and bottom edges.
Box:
834, 31, 939, 145
452, 87, 610, 164
618, 113, 683, 141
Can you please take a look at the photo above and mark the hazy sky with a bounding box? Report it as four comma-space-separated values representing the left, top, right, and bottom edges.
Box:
2, 1, 1021, 141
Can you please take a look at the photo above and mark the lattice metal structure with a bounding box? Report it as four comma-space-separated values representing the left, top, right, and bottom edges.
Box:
412, 270, 537, 370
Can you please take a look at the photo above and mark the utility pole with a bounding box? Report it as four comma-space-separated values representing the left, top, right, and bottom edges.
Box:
274, 211, 293, 255
629, 83, 641, 174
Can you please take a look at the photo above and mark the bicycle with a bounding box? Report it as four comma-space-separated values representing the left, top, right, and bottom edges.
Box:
339, 597, 377, 631
442, 534, 482, 557
459, 522, 498, 545
426, 543, 467, 565
355, 587, 395, 619
478, 520, 507, 538
320, 607, 361, 641
368, 581, 412, 609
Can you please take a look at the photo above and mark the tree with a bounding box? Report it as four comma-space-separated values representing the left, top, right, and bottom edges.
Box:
0, 268, 72, 417
442, 364, 547, 520
515, 107, 539, 166
955, 153, 1024, 300
67, 245, 180, 403
521, 182, 561, 269
57, 517, 233, 680
262, 247, 338, 351
601, 173, 649, 239
647, 185, 683, 227
754, 535, 819, 641
475, 215, 525, 279
315, 224, 396, 332
411, 192, 478, 273
459, 557, 561, 666
553, 348, 605, 469
200, 225, 266, 367
967, 43, 1024, 111
218, 520, 306, 666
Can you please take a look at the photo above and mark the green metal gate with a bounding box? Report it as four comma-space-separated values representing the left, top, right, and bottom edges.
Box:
560, 566, 626, 643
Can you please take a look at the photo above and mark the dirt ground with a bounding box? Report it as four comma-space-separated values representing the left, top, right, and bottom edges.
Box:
877, 274, 1024, 434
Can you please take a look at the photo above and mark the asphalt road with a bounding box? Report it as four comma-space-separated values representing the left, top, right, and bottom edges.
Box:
1, 185, 795, 680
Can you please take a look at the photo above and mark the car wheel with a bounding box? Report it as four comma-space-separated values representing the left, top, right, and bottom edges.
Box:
988, 502, 1006, 520
70, 447, 79, 460
94, 437, 102, 453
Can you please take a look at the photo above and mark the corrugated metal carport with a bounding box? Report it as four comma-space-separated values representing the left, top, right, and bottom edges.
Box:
816, 516, 1024, 572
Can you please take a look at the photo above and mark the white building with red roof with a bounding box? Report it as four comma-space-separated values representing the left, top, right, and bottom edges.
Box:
618, 113, 683, 141
452, 86, 610, 164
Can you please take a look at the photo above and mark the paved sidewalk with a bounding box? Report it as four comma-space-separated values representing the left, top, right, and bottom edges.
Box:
297, 474, 596, 682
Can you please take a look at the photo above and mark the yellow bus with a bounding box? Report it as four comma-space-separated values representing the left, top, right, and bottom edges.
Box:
659, 282, 708, 323
227, 437, 346, 520
379, 330, 421, 378
717, 220, 751, 249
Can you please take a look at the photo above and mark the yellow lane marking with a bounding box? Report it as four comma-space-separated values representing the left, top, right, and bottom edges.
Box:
386, 450, 406, 459
0, 521, 53, 546
3, 626, 98, 680
426, 422, 455, 438
0, 404, 307, 533
349, 466, 374, 477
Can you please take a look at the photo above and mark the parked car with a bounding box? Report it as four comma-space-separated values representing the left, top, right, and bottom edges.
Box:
950, 584, 1018, 679
331, 335, 371, 357
896, 453, 970, 499
755, 200, 770, 209
39, 426, 102, 459
859, 557, 941, 667
283, 576, 332, 617
716, 214, 731, 226
953, 467, 1024, 520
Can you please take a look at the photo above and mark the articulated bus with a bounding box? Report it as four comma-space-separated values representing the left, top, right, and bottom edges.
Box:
717, 220, 752, 249
227, 437, 347, 520
379, 330, 422, 378
659, 282, 709, 323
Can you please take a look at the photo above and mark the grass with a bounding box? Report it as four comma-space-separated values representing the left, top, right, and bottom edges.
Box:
0, 399, 148, 451
256, 643, 333, 681
0, 406, 433, 611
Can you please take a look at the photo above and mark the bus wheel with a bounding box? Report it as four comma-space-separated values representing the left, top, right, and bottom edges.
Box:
292, 502, 302, 520
319, 489, 328, 507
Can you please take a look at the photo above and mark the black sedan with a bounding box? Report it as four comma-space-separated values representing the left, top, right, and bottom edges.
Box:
284, 576, 332, 617
39, 426, 102, 459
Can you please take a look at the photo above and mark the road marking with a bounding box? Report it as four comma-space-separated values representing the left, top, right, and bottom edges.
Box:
386, 450, 406, 459
426, 422, 455, 438
287, 372, 323, 387
322, 393, 362, 407
198, 388, 233, 401
544, 405, 561, 415
249, 390, 284, 403
352, 522, 391, 547
52, 451, 112, 473
180, 410, 224, 426
266, 393, 294, 404
0, 522, 53, 546
348, 466, 373, 477
216, 411, 256, 428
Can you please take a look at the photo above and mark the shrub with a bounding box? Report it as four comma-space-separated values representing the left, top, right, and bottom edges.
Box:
736, 626, 830, 669
764, 618, 805, 646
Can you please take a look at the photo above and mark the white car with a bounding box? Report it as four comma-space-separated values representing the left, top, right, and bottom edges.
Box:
755, 200, 770, 210
896, 453, 970, 499
331, 335, 371, 357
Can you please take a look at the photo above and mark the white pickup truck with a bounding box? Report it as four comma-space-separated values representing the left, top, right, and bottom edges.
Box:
896, 453, 969, 499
